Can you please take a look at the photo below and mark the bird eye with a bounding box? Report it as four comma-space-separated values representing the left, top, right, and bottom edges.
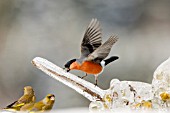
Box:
47, 96, 51, 99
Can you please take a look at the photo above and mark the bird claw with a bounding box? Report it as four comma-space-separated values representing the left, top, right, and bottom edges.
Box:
78, 76, 86, 79
78, 76, 82, 78
94, 83, 98, 87
81, 76, 86, 79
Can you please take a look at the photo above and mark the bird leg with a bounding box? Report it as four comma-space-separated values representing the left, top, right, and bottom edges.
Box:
94, 75, 98, 86
78, 73, 88, 79
82, 73, 88, 79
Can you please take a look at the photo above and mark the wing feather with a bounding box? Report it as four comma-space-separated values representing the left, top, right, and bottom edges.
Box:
81, 18, 102, 58
86, 35, 118, 63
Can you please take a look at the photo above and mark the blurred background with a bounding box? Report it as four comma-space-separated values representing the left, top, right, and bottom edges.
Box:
0, 0, 170, 110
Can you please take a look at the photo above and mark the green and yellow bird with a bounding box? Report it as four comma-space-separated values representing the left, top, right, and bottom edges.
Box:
4, 86, 36, 111
20, 94, 55, 112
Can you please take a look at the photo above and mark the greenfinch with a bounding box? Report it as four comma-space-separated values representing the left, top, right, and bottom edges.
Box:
21, 94, 55, 112
4, 86, 36, 111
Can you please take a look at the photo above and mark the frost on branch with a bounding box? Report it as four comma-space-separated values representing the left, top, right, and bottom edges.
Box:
32, 57, 105, 102
32, 57, 170, 111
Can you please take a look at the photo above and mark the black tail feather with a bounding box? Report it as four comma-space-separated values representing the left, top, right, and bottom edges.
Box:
104, 56, 119, 66
5, 101, 17, 108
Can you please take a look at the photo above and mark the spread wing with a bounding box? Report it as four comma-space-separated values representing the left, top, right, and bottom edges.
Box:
80, 18, 102, 58
86, 35, 118, 63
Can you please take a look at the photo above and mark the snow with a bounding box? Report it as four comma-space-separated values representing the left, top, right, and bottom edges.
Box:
32, 57, 170, 111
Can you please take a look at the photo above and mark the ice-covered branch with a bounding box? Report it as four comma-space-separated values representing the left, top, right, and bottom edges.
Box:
32, 57, 105, 102
32, 57, 170, 111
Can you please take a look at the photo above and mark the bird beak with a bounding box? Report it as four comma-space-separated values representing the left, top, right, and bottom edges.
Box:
50, 96, 55, 101
63, 67, 70, 72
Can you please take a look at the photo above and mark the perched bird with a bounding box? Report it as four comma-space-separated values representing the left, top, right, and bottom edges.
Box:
4, 86, 36, 111
20, 94, 55, 112
64, 18, 119, 86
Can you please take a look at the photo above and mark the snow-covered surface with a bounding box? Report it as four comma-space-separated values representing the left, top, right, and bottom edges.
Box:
1, 108, 170, 113
32, 57, 170, 111
104, 79, 153, 109
152, 57, 170, 94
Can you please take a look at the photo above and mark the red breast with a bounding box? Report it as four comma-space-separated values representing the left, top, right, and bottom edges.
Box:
70, 61, 102, 75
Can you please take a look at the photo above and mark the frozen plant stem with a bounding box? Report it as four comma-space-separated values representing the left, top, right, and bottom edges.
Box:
32, 57, 106, 102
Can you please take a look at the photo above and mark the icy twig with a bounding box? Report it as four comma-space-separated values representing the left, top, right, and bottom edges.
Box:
32, 57, 106, 102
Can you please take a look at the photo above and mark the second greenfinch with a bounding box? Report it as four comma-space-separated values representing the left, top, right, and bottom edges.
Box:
20, 94, 55, 112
